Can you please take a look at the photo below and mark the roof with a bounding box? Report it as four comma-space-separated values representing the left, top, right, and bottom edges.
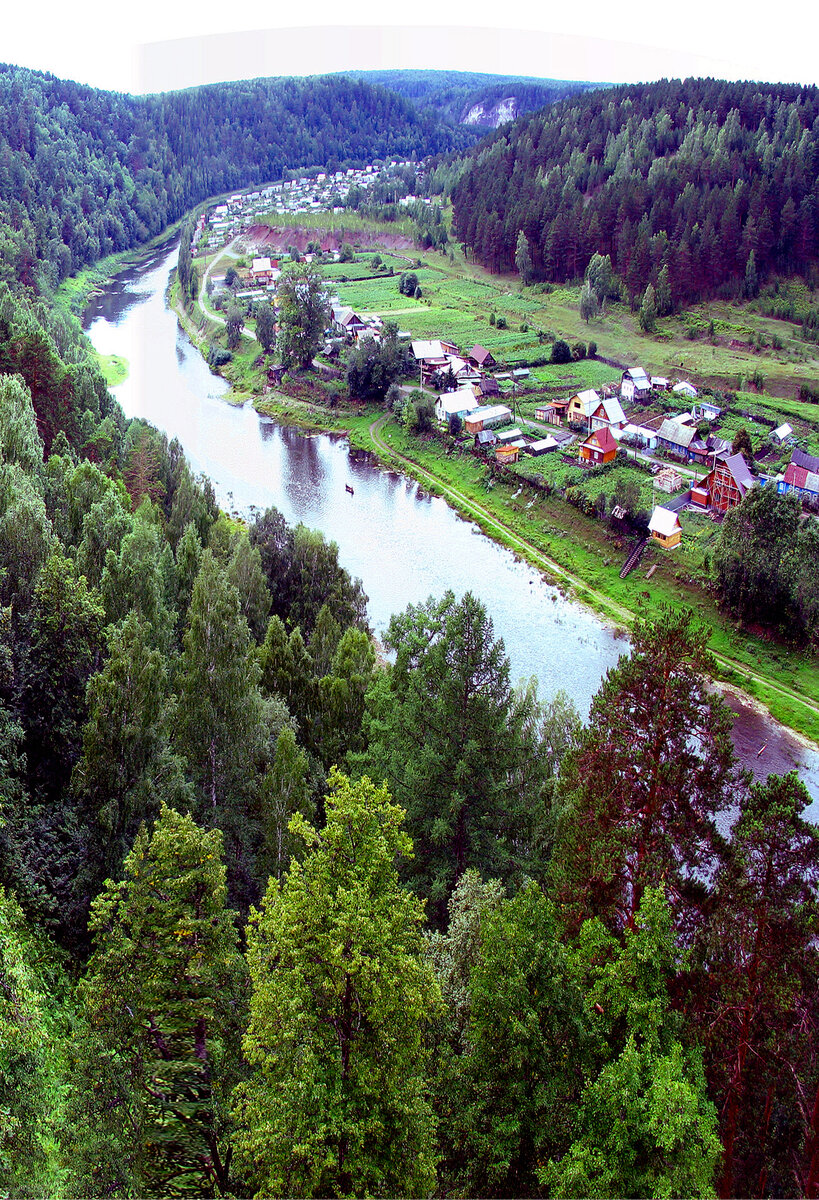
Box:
469, 345, 495, 364
571, 388, 601, 417
252, 256, 273, 272
479, 378, 500, 396
672, 380, 698, 397
784, 462, 819, 493
466, 404, 513, 424
582, 426, 618, 454
476, 429, 497, 444
437, 393, 479, 416
718, 453, 755, 494
773, 423, 793, 440
649, 506, 682, 537
528, 436, 559, 452
594, 396, 627, 425
657, 417, 697, 449
496, 427, 524, 442
792, 447, 819, 474
411, 339, 450, 361
624, 367, 650, 386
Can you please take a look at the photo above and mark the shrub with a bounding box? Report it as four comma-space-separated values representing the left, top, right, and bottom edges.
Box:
551, 339, 572, 364
496, 316, 507, 330
571, 341, 586, 361
588, 341, 597, 357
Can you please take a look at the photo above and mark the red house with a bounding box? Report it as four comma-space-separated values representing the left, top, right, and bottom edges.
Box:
579, 426, 618, 464
692, 453, 755, 512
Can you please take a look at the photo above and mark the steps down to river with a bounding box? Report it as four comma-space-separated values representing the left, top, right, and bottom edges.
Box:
620, 537, 648, 578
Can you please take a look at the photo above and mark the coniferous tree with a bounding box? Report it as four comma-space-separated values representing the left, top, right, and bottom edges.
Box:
234, 770, 440, 1198
65, 805, 247, 1198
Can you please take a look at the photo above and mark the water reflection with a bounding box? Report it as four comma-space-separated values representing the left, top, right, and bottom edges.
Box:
83, 243, 819, 810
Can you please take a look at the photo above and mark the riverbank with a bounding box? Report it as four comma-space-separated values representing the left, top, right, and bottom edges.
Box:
163, 241, 819, 746
247, 383, 819, 744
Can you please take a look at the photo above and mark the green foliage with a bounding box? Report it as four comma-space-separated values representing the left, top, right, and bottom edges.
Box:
277, 264, 331, 369
551, 338, 572, 363
234, 770, 439, 1198
398, 270, 419, 296
552, 606, 742, 937
253, 301, 277, 355
65, 804, 247, 1197
639, 282, 657, 332
355, 591, 553, 922
345, 326, 409, 402
543, 889, 721, 1199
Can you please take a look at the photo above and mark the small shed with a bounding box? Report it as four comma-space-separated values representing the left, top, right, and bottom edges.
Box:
672, 380, 698, 399
475, 429, 497, 450
526, 437, 559, 455
772, 423, 793, 445
469, 345, 497, 369
496, 427, 524, 444
495, 443, 520, 464
649, 506, 682, 549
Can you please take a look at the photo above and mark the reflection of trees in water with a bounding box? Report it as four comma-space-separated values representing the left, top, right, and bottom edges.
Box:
280, 427, 325, 511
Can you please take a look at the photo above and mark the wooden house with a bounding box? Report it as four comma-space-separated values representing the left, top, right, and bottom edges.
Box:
649, 506, 682, 549
469, 345, 496, 369
620, 367, 651, 402
656, 416, 697, 459
567, 389, 601, 425
776, 447, 819, 501
464, 405, 513, 435
536, 398, 569, 425
693, 453, 755, 513
654, 467, 683, 494
590, 396, 627, 431
578, 426, 618, 464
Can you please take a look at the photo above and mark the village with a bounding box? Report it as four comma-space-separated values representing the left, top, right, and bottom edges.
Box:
187, 187, 819, 581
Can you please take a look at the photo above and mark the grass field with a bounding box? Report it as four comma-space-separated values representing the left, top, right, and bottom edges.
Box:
93, 352, 129, 388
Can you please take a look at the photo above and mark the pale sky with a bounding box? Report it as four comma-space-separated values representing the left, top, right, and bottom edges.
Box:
5, 0, 817, 94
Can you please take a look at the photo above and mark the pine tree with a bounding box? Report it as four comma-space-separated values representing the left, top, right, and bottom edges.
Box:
514, 229, 533, 285
65, 805, 247, 1198
234, 770, 439, 1198
552, 606, 743, 937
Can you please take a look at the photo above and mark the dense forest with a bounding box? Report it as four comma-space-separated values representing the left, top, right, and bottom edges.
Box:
450, 78, 819, 303
0, 61, 817, 1199
347, 69, 599, 128
0, 64, 466, 294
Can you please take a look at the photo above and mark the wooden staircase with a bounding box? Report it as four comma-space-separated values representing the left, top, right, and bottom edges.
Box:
620, 537, 648, 579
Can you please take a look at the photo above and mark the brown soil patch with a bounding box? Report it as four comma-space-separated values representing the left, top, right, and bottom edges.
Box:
245, 224, 415, 255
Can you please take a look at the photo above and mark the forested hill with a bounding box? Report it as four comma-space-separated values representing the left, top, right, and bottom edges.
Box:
0, 65, 463, 294
451, 77, 819, 303
345, 69, 599, 129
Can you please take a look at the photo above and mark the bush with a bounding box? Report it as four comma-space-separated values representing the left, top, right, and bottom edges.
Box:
551, 339, 572, 364
489, 312, 496, 326
571, 341, 586, 361
495, 316, 507, 330
398, 272, 419, 296
208, 344, 232, 367
588, 341, 597, 357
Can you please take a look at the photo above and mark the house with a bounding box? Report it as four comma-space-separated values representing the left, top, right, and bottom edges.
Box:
435, 391, 480, 423
777, 447, 819, 500
620, 422, 659, 450
567, 389, 601, 424
771, 423, 793, 445
475, 429, 497, 450
620, 367, 651, 402
526, 436, 560, 455
495, 443, 520, 464
651, 376, 670, 390
692, 400, 723, 422
475, 377, 500, 401
469, 345, 496, 369
578, 426, 618, 464
672, 380, 698, 400
411, 339, 458, 364
693, 453, 756, 512
496, 427, 524, 444
590, 395, 627, 431
688, 434, 731, 467
656, 416, 697, 458
447, 356, 482, 385
536, 398, 569, 425
649, 506, 682, 549
464, 405, 513, 434
250, 256, 279, 285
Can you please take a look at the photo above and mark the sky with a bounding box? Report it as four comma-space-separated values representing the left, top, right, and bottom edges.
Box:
4, 0, 817, 94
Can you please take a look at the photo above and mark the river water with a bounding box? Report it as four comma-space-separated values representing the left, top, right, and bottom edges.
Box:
83, 242, 819, 807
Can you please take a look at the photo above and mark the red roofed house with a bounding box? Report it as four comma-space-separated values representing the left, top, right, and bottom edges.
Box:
777, 447, 819, 501
578, 426, 618, 465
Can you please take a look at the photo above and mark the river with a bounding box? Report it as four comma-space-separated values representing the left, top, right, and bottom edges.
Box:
83, 241, 819, 807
